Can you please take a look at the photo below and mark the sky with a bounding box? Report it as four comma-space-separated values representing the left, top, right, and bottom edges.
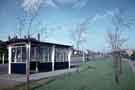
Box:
0, 0, 135, 52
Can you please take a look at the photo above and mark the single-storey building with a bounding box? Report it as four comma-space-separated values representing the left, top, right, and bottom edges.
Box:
6, 37, 72, 74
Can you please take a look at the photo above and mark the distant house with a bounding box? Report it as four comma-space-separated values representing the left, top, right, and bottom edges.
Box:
126, 49, 135, 61
106, 49, 132, 59
6, 37, 72, 74
70, 49, 89, 67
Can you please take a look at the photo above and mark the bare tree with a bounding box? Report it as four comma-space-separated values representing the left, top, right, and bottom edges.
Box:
20, 0, 45, 37
16, 16, 26, 38
71, 18, 89, 50
107, 29, 126, 83
106, 8, 131, 84
70, 17, 90, 64
35, 22, 49, 40
18, 0, 45, 90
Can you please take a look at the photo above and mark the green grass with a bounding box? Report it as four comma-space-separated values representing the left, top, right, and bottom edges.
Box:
12, 58, 135, 90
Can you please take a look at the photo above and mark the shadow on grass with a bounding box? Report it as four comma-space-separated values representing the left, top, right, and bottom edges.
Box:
78, 85, 87, 90
80, 65, 96, 73
31, 78, 57, 90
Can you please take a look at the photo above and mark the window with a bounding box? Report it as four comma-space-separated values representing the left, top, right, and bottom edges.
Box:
11, 48, 16, 62
16, 47, 21, 62
55, 48, 68, 62
31, 46, 38, 61
22, 47, 26, 62
11, 46, 26, 62
40, 46, 51, 62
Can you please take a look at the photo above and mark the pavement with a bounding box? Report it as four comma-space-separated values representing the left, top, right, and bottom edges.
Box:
0, 64, 8, 74
0, 68, 77, 82
128, 60, 135, 73
0, 79, 22, 90
30, 68, 77, 81
123, 58, 135, 75
0, 68, 77, 90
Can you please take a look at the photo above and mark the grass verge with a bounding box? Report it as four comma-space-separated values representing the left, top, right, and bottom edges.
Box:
9, 58, 135, 90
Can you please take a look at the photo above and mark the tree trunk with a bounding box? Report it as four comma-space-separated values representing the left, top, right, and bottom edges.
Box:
113, 52, 120, 84
119, 56, 122, 74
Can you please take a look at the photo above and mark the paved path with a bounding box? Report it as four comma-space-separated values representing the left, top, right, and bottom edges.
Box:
0, 64, 8, 74
30, 68, 77, 81
128, 60, 135, 73
122, 59, 135, 74
0, 79, 21, 90
0, 68, 77, 89
0, 68, 77, 82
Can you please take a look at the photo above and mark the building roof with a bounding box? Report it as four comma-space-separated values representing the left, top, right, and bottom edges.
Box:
6, 38, 72, 48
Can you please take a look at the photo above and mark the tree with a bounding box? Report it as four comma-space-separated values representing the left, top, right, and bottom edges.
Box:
106, 8, 131, 84
16, 16, 26, 38
71, 18, 89, 50
19, 0, 45, 90
20, 0, 45, 37
70, 17, 90, 63
107, 29, 126, 83
32, 22, 50, 40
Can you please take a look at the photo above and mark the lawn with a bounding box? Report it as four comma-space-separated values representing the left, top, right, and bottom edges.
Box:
13, 58, 135, 90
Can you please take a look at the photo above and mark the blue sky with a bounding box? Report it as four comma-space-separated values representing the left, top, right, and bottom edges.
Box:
0, 0, 135, 52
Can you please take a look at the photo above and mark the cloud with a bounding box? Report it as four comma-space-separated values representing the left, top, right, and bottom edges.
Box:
90, 9, 117, 23
44, 0, 58, 8
21, 0, 88, 11
53, 0, 78, 5
73, 0, 88, 8
52, 0, 88, 8
21, 0, 43, 15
